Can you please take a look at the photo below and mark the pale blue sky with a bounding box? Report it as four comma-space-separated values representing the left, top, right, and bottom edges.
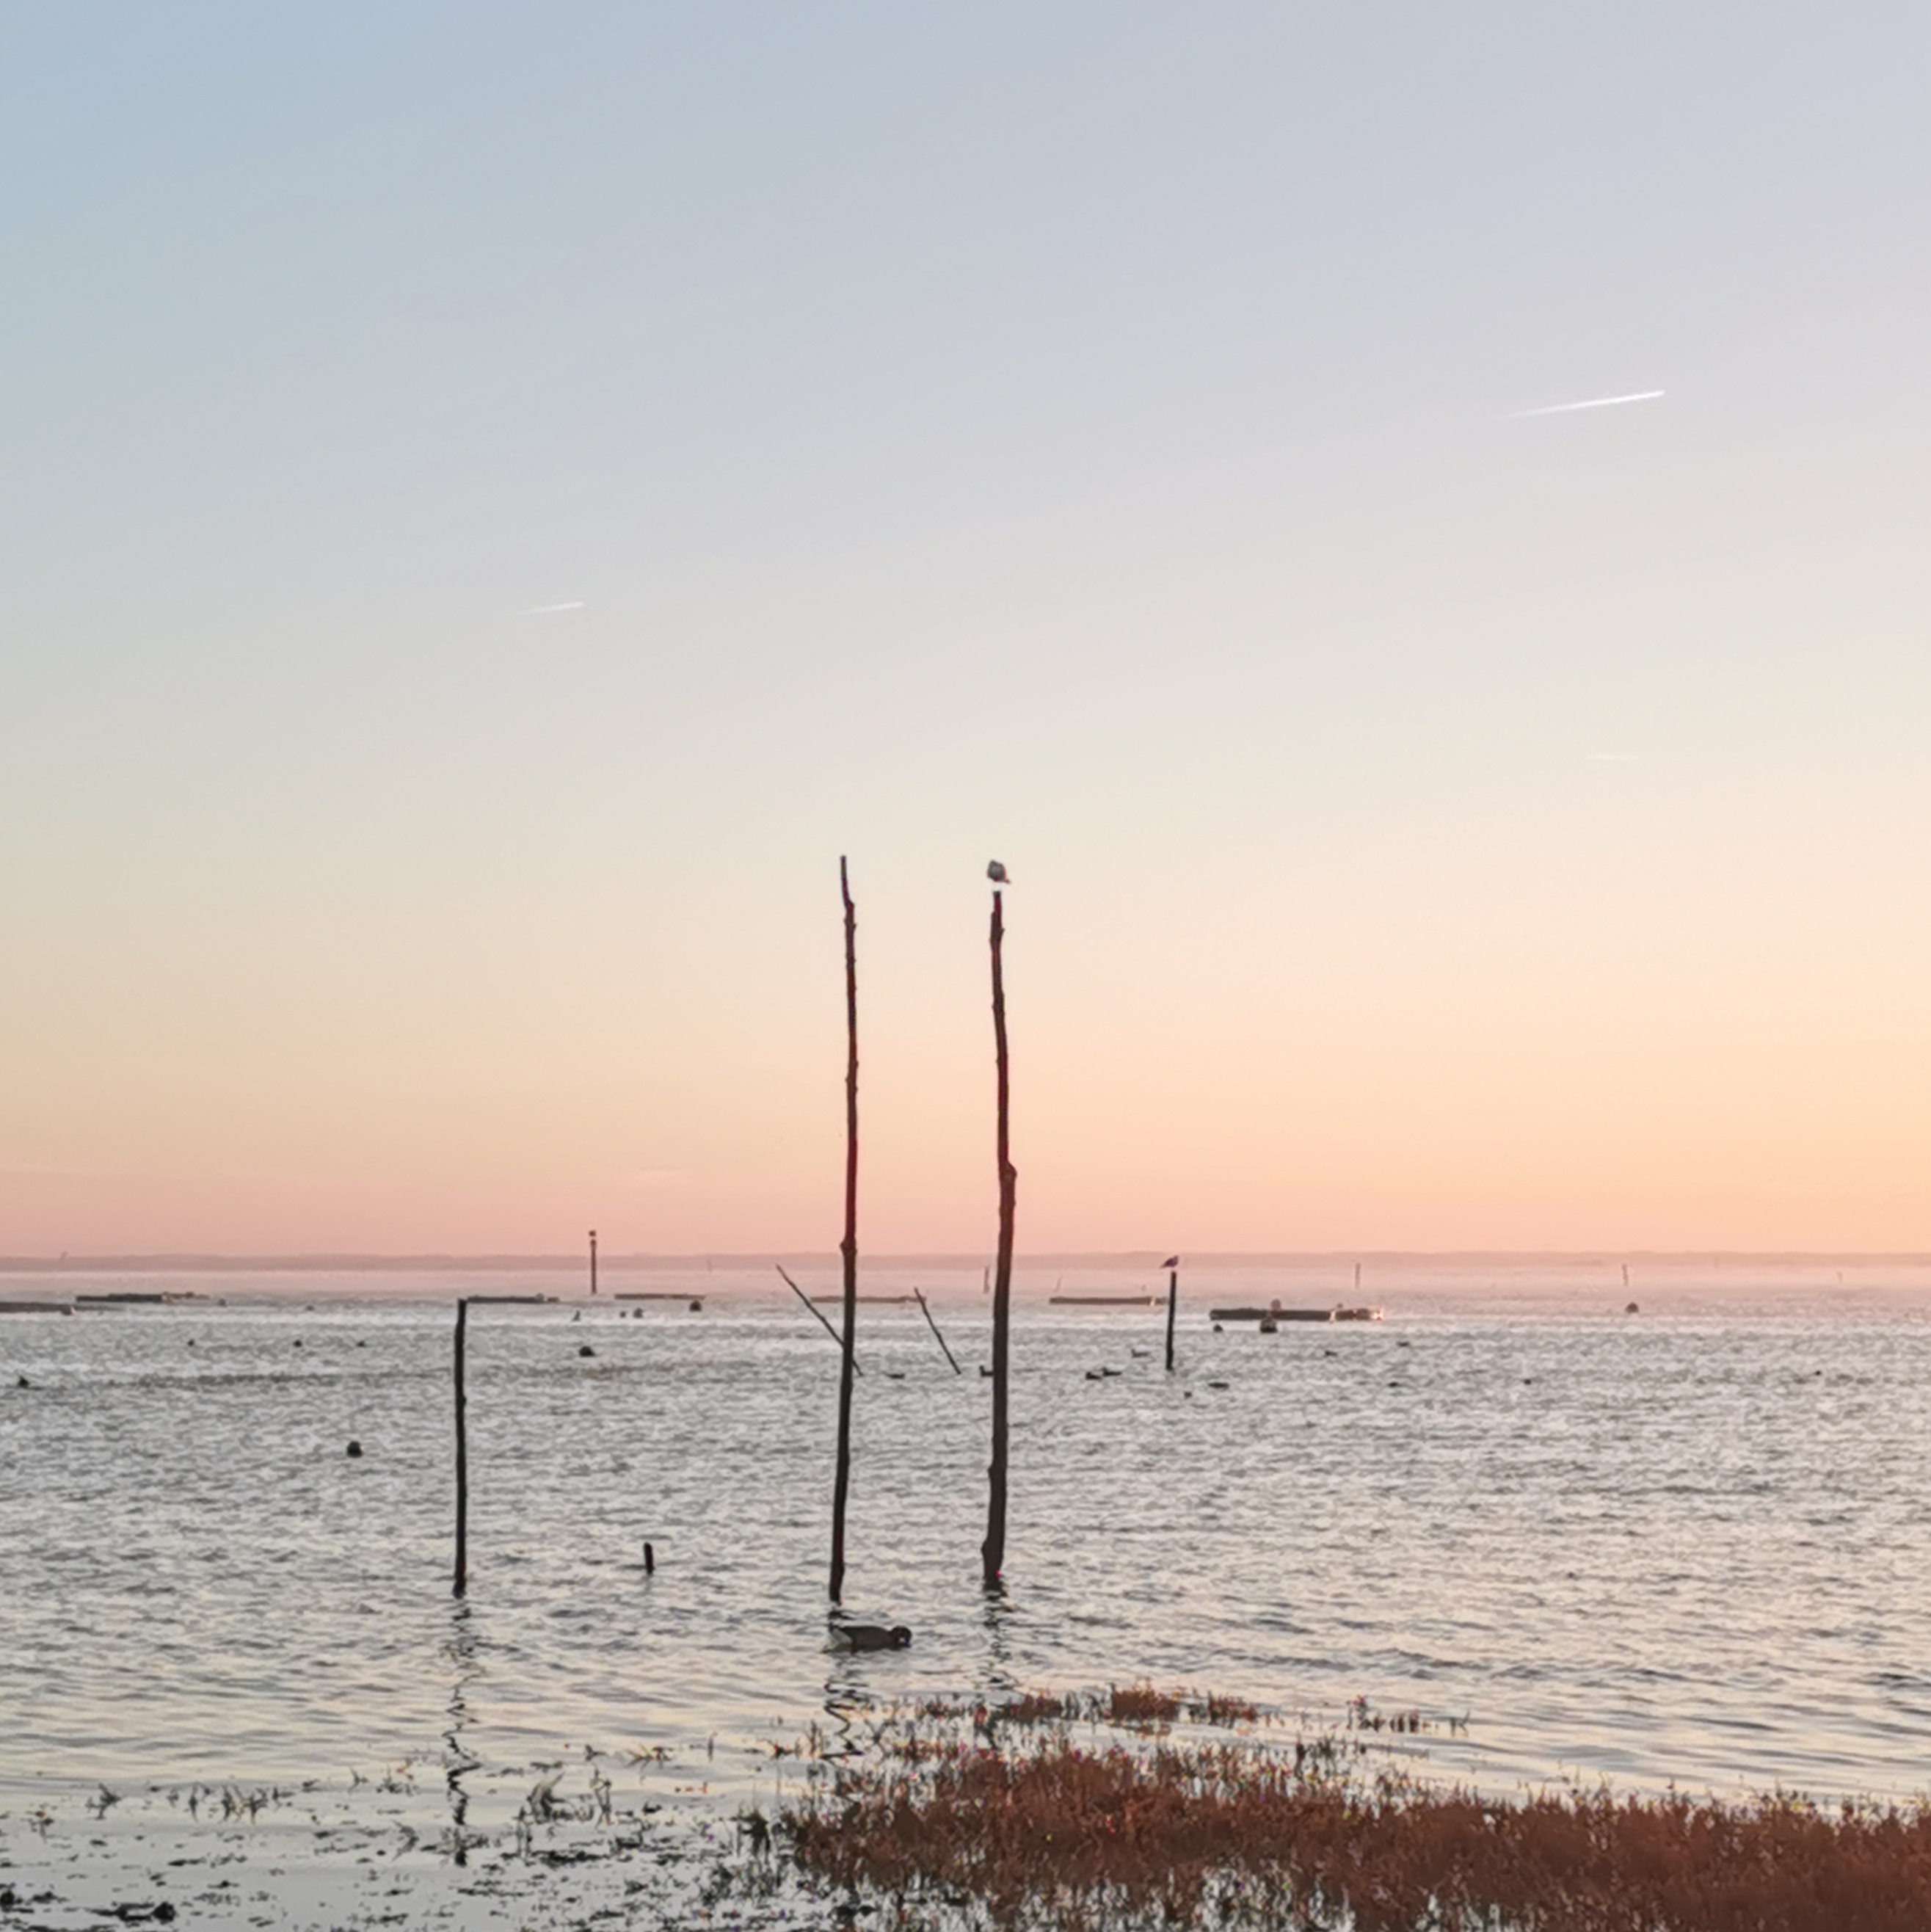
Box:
2, 6, 1928, 1252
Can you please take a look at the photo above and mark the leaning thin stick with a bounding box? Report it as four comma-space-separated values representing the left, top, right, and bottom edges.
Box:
777, 1264, 864, 1376
912, 1288, 961, 1375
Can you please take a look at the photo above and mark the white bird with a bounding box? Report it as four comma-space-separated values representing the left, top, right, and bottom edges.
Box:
987, 861, 1010, 884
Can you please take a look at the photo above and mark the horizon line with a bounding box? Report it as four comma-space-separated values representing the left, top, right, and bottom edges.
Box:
4, 1249, 1931, 1273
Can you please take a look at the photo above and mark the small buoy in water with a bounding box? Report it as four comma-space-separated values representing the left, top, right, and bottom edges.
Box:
346, 1439, 363, 1459
15, 1374, 29, 1389
1212, 1322, 1223, 1334
186, 1339, 194, 1348
832, 1623, 912, 1652
644, 1541, 655, 1575
578, 1344, 596, 1358
293, 1339, 303, 1348
1624, 1301, 1640, 1315
688, 1299, 702, 1312
355, 1339, 366, 1347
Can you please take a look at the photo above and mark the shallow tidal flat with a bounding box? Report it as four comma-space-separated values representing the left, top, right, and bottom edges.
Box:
4, 1261, 1931, 1925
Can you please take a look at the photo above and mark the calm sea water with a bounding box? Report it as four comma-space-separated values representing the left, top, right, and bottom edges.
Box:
4, 1260, 1930, 1827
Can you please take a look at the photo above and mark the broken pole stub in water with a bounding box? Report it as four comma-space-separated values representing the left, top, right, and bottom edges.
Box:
829, 857, 860, 1605
982, 873, 1017, 1591
453, 1296, 469, 1599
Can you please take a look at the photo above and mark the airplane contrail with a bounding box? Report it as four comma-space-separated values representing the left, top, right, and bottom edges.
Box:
517, 599, 586, 615
1511, 389, 1665, 419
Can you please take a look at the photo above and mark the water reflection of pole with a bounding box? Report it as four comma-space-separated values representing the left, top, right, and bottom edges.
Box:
444, 1602, 482, 1865
453, 1298, 468, 1598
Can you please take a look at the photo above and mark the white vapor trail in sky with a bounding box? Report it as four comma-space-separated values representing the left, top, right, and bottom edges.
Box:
1510, 390, 1665, 419
516, 600, 586, 614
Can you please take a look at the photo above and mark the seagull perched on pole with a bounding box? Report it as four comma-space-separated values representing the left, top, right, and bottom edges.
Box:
986, 860, 1010, 884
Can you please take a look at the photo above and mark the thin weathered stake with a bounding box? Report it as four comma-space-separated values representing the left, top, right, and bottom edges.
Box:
589, 1229, 598, 1296
777, 1264, 864, 1375
981, 886, 1017, 1588
829, 857, 860, 1604
914, 1287, 961, 1374
1165, 1263, 1179, 1373
453, 1296, 469, 1598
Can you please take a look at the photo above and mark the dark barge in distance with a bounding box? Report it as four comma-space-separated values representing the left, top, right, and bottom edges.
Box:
1211, 1301, 1384, 1324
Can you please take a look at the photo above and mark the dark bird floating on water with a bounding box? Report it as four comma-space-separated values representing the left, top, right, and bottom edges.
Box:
832, 1623, 912, 1652
986, 860, 1009, 883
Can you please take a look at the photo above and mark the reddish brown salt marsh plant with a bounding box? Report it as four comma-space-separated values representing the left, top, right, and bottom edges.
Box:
785, 1721, 1931, 1931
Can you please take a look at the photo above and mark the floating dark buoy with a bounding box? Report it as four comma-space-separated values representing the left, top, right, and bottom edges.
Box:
1625, 1301, 1640, 1315
832, 1622, 912, 1652
1212, 1322, 1223, 1333
688, 1299, 702, 1312
578, 1344, 596, 1358
346, 1439, 363, 1459
15, 1374, 29, 1389
356, 1339, 366, 1348
643, 1541, 655, 1575
186, 1339, 194, 1348
293, 1339, 303, 1348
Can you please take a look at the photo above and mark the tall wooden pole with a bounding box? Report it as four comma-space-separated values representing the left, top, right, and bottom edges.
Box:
589, 1229, 598, 1297
829, 858, 859, 1603
981, 886, 1016, 1589
1165, 1261, 1179, 1373
452, 1296, 468, 1598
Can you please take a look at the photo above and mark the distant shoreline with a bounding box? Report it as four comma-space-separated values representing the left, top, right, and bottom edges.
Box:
4, 1249, 1931, 1273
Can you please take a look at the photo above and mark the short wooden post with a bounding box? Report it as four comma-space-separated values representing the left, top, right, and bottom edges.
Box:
453, 1297, 469, 1598
589, 1230, 598, 1297
1165, 1258, 1179, 1373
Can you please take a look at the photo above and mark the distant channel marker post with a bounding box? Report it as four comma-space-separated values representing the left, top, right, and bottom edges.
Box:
982, 874, 1017, 1590
452, 1296, 468, 1598
1165, 1257, 1179, 1372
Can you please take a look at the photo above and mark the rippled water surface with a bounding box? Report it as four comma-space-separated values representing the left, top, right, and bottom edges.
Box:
5, 1260, 1931, 1819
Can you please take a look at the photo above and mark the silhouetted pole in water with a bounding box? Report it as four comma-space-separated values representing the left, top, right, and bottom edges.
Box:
982, 873, 1017, 1590
453, 1297, 469, 1598
829, 857, 860, 1605
1164, 1256, 1179, 1372
589, 1230, 598, 1296
914, 1287, 961, 1374
777, 1263, 864, 1375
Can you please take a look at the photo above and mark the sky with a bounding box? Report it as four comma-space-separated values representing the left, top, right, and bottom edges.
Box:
1, 4, 1928, 1256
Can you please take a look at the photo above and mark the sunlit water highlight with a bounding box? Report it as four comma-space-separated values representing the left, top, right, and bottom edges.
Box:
4, 1260, 1930, 1835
